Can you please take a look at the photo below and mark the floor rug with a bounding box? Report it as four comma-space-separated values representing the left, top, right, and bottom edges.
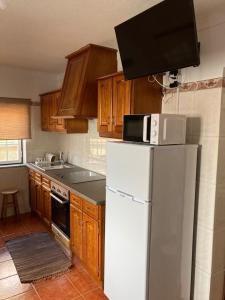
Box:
6, 232, 72, 283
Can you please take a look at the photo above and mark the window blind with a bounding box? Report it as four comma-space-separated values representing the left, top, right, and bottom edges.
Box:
0, 98, 31, 140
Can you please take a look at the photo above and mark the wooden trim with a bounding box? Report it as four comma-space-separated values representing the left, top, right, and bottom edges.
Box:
66, 44, 117, 59
39, 89, 62, 97
0, 97, 31, 104
97, 71, 123, 81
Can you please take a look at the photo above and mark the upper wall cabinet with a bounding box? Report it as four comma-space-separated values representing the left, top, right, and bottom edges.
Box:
97, 72, 162, 139
57, 44, 117, 119
40, 89, 88, 133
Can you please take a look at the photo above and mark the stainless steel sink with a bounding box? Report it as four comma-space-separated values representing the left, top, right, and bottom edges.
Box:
30, 162, 74, 171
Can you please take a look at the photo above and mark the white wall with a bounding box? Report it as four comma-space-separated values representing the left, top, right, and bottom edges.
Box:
0, 65, 62, 215
0, 65, 59, 102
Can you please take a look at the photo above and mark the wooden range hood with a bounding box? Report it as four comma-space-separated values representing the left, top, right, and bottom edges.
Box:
56, 44, 117, 119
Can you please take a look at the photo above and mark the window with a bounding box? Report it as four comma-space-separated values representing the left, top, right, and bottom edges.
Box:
0, 140, 23, 165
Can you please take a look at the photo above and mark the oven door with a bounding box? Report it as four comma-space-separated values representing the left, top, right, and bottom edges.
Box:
51, 192, 70, 238
123, 115, 151, 142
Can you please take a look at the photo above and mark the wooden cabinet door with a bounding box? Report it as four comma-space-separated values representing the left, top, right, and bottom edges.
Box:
82, 213, 99, 278
35, 183, 43, 217
48, 94, 57, 130
42, 186, 51, 226
70, 205, 83, 259
98, 78, 113, 137
54, 91, 65, 131
59, 53, 88, 116
112, 74, 131, 138
29, 177, 36, 212
41, 96, 49, 131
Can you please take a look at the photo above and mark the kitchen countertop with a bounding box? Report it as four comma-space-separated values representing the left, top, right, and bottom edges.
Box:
27, 163, 106, 205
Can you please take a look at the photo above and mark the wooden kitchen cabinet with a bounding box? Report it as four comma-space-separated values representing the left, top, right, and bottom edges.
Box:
41, 177, 51, 227
70, 205, 83, 260
70, 193, 105, 283
29, 171, 37, 212
97, 72, 162, 139
57, 44, 117, 118
35, 176, 43, 217
40, 89, 88, 133
82, 212, 99, 278
29, 170, 51, 227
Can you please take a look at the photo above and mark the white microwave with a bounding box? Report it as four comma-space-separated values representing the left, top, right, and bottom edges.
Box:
123, 114, 187, 145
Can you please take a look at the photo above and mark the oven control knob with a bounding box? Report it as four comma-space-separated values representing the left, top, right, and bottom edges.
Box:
152, 130, 157, 137
52, 186, 55, 190
63, 192, 67, 197
57, 189, 60, 193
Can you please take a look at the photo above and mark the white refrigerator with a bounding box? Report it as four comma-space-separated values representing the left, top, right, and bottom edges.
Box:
104, 141, 198, 300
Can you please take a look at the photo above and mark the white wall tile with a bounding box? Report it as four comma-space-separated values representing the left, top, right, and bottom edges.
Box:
194, 267, 211, 300
192, 136, 219, 185
195, 223, 213, 274
197, 179, 216, 230
192, 88, 221, 137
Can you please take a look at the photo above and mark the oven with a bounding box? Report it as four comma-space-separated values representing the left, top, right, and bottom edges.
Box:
51, 182, 70, 238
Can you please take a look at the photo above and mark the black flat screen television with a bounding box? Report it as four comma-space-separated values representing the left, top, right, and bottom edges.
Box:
115, 0, 200, 80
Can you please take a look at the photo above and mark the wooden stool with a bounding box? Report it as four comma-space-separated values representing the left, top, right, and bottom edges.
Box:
1, 189, 20, 219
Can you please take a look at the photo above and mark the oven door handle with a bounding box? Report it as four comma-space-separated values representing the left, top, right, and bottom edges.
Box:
50, 193, 69, 205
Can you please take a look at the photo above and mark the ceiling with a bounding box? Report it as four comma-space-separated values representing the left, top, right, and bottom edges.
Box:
0, 0, 224, 73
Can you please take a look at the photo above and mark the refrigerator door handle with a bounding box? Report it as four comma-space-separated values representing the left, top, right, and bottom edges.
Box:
106, 186, 117, 194
133, 197, 147, 204
117, 190, 133, 201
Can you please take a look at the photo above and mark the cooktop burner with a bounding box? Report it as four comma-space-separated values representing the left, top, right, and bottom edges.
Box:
55, 170, 105, 184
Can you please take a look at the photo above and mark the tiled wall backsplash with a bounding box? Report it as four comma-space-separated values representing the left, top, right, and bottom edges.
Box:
60, 120, 114, 175
162, 85, 225, 300
26, 108, 112, 175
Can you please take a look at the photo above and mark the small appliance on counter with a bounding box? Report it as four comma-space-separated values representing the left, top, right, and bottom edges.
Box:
123, 113, 187, 145
45, 152, 57, 162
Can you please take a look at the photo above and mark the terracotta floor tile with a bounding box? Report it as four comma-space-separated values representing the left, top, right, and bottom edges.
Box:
7, 289, 40, 300
71, 257, 86, 272
0, 275, 31, 300
0, 260, 17, 279
67, 268, 98, 295
0, 247, 11, 263
83, 289, 108, 300
0, 221, 27, 237
34, 275, 81, 300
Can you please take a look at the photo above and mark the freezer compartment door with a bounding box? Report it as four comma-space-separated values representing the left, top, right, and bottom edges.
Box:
104, 187, 151, 300
106, 142, 153, 202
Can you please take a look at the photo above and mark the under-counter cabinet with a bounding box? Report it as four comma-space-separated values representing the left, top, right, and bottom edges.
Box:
29, 170, 51, 227
97, 72, 162, 139
40, 89, 88, 133
70, 193, 105, 283
41, 177, 51, 226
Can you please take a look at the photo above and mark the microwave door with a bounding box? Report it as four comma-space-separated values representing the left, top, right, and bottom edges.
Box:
123, 115, 146, 142
143, 116, 151, 142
